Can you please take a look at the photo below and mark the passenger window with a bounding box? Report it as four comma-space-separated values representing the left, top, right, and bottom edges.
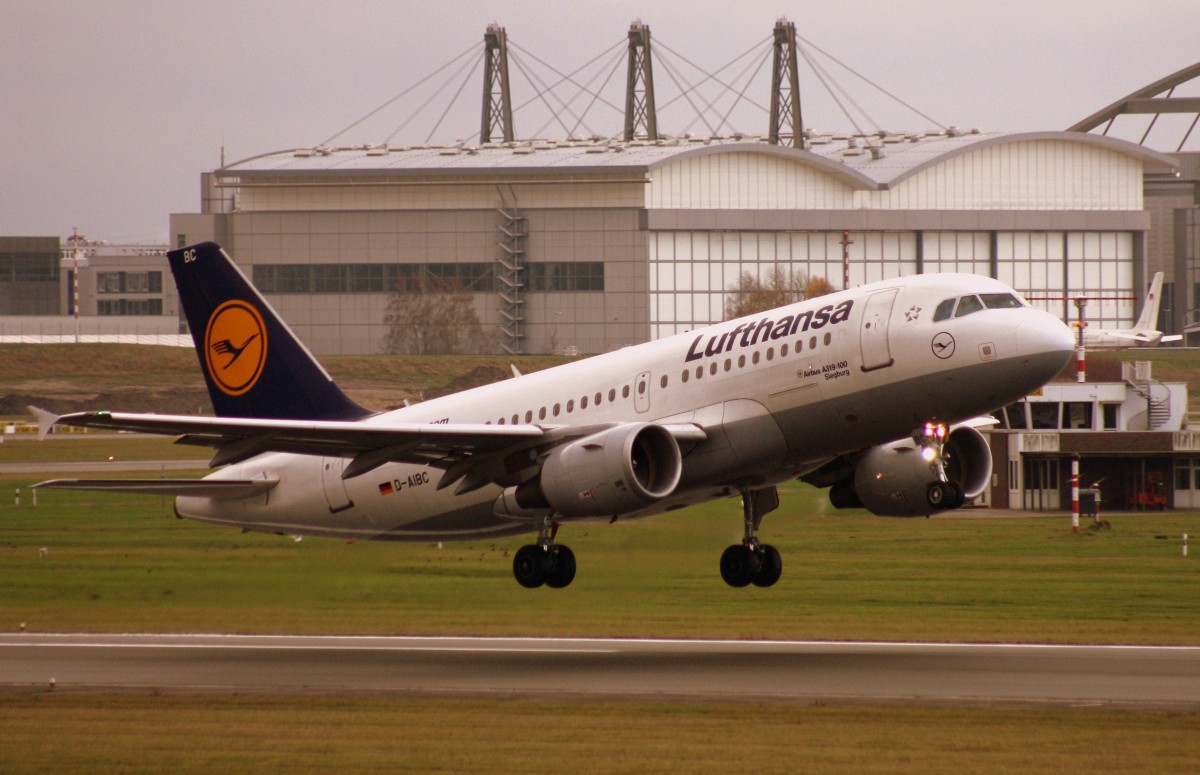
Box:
737, 355, 745, 368
696, 366, 703, 379
524, 411, 532, 423
622, 385, 631, 398
723, 359, 732, 372
581, 396, 588, 409
539, 407, 547, 420
752, 351, 760, 365
955, 295, 984, 318
566, 400, 574, 413
608, 389, 616, 402
660, 375, 668, 388
512, 414, 519, 424
823, 332, 831, 346
596, 392, 603, 405
809, 336, 817, 350
933, 298, 956, 322
682, 370, 689, 383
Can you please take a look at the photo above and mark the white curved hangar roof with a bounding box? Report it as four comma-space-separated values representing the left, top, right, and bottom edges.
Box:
216, 130, 1177, 191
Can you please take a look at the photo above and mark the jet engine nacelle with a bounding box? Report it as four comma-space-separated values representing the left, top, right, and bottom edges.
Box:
494, 422, 683, 520
828, 424, 992, 517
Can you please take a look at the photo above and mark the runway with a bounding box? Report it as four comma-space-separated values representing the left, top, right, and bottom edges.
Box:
3, 633, 1199, 709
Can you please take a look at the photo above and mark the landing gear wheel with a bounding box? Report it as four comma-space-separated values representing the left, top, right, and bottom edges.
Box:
720, 544, 761, 588
752, 544, 783, 588
945, 480, 965, 510
513, 544, 550, 589
544, 545, 577, 589
925, 481, 948, 510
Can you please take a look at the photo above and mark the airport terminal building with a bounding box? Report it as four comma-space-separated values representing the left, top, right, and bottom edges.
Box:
170, 131, 1176, 355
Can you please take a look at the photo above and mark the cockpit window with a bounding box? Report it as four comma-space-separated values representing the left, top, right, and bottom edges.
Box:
954, 294, 985, 318
981, 293, 1023, 310
933, 298, 956, 322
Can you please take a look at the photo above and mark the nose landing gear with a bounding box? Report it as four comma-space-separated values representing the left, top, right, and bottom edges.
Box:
918, 422, 966, 511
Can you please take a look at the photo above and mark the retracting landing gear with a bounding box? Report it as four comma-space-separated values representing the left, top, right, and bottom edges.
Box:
918, 422, 965, 511
512, 517, 576, 589
720, 486, 783, 588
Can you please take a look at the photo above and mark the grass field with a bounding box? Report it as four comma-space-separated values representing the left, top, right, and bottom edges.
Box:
3, 479, 1197, 643
2, 694, 1198, 775
4, 345, 1200, 772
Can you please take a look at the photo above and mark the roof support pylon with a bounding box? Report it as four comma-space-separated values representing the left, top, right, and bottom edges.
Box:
624, 21, 658, 141
768, 18, 804, 148
481, 24, 515, 143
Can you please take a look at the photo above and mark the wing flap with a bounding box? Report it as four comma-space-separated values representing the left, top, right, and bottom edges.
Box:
33, 478, 278, 500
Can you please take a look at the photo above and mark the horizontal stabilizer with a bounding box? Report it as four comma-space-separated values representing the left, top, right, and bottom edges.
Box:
33, 478, 278, 500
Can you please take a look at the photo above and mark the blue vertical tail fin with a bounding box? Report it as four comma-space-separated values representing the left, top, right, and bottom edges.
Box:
167, 242, 370, 421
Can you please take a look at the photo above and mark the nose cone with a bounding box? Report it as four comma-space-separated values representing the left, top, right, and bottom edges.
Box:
1017, 312, 1075, 383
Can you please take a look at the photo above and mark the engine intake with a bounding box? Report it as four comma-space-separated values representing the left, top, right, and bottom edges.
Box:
495, 423, 683, 520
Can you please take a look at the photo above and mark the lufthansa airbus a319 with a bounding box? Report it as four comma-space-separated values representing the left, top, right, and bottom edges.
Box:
33, 242, 1074, 589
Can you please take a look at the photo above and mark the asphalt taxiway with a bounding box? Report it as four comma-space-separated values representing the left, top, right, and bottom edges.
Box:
2, 634, 1198, 709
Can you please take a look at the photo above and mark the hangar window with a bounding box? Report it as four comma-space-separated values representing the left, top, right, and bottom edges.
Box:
526, 262, 605, 292
1030, 402, 1060, 430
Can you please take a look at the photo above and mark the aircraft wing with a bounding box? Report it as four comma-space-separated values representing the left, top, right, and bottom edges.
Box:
32, 407, 706, 494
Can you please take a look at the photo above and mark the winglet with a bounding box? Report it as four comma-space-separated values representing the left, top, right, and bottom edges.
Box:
27, 405, 60, 441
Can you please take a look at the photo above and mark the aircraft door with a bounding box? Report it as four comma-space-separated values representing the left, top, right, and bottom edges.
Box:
321, 457, 355, 513
635, 371, 651, 413
860, 288, 898, 372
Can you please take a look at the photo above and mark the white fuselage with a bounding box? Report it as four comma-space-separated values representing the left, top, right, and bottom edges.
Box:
178, 273, 1073, 540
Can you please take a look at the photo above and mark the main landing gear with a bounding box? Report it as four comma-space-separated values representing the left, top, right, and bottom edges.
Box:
512, 517, 576, 589
719, 486, 783, 588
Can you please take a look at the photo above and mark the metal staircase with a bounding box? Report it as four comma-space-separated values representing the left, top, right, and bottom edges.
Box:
1122, 361, 1171, 430
496, 208, 526, 355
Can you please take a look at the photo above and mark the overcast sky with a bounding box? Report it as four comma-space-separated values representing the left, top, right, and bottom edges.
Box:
3, 0, 1198, 244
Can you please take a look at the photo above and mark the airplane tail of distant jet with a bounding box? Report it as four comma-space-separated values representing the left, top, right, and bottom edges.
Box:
1133, 272, 1166, 333
168, 242, 371, 421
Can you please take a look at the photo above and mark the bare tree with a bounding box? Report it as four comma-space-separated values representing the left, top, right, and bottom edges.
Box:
381, 275, 487, 355
724, 268, 832, 320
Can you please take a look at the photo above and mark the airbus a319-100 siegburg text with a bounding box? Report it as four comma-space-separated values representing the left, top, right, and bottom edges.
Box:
33, 242, 1074, 589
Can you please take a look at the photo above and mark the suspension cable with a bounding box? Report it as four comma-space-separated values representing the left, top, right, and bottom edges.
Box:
321, 41, 478, 146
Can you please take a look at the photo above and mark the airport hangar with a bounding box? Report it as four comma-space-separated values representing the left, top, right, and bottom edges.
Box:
168, 130, 1176, 357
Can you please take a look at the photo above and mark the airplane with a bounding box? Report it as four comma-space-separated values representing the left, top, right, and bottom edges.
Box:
32, 242, 1074, 589
1081, 272, 1183, 348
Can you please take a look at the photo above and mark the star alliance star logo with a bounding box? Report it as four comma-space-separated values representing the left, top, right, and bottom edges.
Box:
905, 305, 921, 322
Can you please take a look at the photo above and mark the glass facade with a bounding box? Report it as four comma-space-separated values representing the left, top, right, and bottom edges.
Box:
650, 229, 1137, 338
0, 244, 60, 315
